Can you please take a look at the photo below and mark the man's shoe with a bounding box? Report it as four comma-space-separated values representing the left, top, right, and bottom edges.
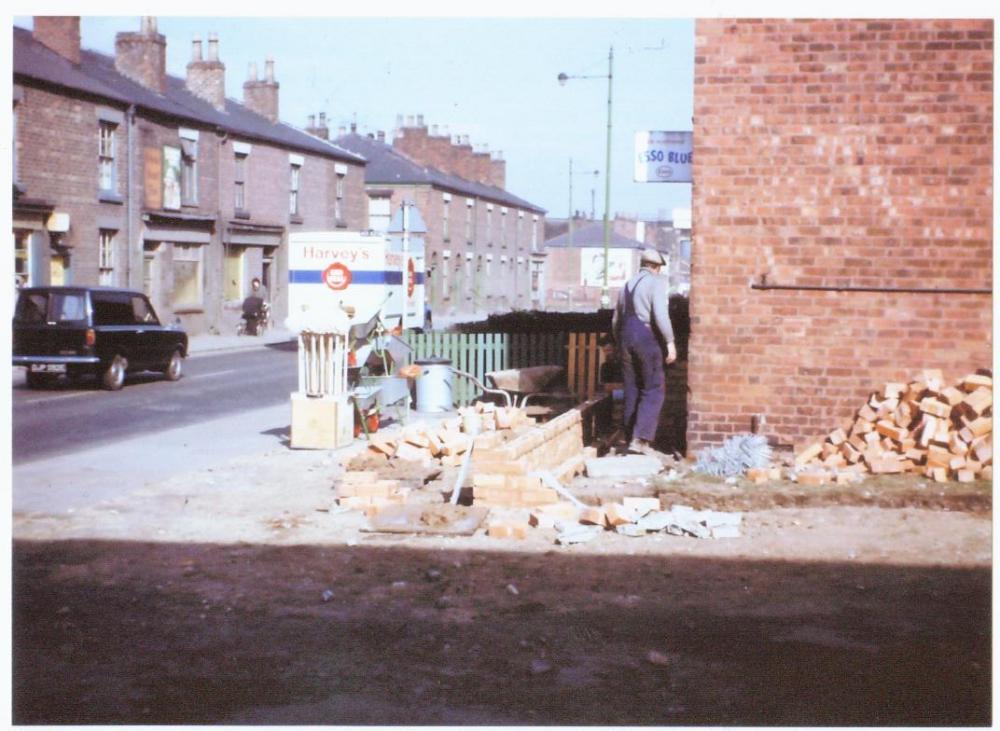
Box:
627, 438, 649, 454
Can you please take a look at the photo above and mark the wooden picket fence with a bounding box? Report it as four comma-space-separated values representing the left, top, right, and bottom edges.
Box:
403, 331, 605, 407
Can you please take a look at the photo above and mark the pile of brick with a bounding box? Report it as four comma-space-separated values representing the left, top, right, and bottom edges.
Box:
792, 369, 992, 484
335, 470, 412, 516
364, 401, 534, 468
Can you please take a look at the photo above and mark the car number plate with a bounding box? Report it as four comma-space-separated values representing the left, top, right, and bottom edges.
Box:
29, 363, 66, 373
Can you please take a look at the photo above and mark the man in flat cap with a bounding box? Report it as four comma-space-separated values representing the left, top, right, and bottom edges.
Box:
612, 248, 676, 455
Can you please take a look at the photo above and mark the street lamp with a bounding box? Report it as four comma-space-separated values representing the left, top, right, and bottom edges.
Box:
567, 158, 599, 249
559, 45, 614, 308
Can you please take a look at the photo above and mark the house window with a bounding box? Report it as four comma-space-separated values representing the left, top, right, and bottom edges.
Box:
289, 163, 301, 216
224, 245, 245, 301
13, 100, 20, 189
234, 152, 248, 214
465, 199, 475, 244
98, 121, 117, 193
500, 208, 507, 248
442, 251, 451, 300
181, 138, 198, 205
335, 173, 345, 221
14, 231, 31, 288
143, 243, 158, 297
172, 243, 204, 308
98, 229, 116, 286
532, 215, 539, 251
442, 194, 450, 241
486, 206, 492, 245
368, 196, 391, 233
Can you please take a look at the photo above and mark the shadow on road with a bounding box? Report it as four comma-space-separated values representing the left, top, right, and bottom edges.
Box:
13, 538, 991, 726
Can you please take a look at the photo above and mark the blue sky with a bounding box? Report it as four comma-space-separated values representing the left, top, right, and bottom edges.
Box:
14, 15, 694, 221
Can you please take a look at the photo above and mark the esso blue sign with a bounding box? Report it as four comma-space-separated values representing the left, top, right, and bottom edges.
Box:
634, 131, 693, 183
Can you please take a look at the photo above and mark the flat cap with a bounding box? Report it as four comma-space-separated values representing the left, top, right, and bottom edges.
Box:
640, 248, 667, 266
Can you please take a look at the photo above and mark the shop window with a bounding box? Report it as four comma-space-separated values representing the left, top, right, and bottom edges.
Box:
368, 196, 391, 233
234, 152, 248, 215
181, 138, 198, 205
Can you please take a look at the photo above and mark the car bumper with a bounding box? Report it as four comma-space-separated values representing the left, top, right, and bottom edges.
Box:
14, 355, 101, 366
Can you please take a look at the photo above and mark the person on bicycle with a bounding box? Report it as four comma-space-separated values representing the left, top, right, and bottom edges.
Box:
241, 278, 266, 335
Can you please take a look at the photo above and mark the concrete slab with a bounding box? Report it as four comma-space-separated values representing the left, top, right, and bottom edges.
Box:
584, 455, 662, 478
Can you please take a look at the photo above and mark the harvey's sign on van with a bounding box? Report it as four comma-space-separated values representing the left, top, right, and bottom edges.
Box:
633, 131, 693, 183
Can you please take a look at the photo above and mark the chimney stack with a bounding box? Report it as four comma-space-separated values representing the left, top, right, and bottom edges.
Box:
33, 16, 81, 65
377, 130, 385, 143
490, 150, 507, 189
186, 31, 226, 111
243, 54, 279, 122
115, 16, 167, 93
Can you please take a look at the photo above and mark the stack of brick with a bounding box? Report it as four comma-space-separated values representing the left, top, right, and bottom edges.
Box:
365, 401, 533, 467
471, 410, 590, 508
795, 370, 993, 484
336, 470, 411, 516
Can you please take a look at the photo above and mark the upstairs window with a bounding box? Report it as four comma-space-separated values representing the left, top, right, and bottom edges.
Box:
98, 121, 117, 193
368, 196, 391, 233
465, 199, 475, 244
442, 193, 451, 241
335, 172, 345, 221
289, 163, 301, 216
234, 152, 248, 214
181, 137, 198, 206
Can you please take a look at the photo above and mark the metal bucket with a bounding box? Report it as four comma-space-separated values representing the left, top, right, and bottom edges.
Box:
415, 357, 453, 413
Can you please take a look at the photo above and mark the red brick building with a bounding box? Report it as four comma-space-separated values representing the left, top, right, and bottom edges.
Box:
331, 116, 547, 319
688, 19, 993, 450
13, 16, 367, 334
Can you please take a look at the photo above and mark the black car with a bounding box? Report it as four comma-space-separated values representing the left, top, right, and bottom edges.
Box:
12, 286, 188, 390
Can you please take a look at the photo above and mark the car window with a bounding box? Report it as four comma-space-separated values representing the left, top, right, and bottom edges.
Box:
131, 295, 160, 325
92, 293, 135, 326
50, 293, 87, 324
14, 293, 48, 323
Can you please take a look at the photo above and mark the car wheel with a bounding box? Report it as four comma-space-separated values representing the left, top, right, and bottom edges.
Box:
163, 350, 183, 381
102, 355, 127, 391
25, 371, 58, 389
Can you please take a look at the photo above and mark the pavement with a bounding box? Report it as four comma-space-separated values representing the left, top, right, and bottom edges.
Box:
186, 326, 297, 356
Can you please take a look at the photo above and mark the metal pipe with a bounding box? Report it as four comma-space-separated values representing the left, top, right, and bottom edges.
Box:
750, 281, 991, 295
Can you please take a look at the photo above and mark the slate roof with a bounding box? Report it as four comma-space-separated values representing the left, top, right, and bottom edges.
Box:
543, 221, 646, 249
13, 25, 365, 164
335, 132, 546, 215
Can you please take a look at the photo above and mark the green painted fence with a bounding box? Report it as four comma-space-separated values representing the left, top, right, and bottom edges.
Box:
402, 331, 604, 407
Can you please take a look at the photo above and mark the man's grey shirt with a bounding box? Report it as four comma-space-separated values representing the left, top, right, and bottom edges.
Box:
612, 267, 674, 346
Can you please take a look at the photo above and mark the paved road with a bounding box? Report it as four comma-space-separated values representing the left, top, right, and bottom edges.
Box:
12, 343, 298, 464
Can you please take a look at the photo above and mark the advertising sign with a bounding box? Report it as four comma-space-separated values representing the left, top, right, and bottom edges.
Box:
580, 248, 632, 288
634, 131, 693, 183
162, 145, 182, 210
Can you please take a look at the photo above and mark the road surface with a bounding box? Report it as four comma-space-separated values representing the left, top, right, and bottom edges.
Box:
12, 344, 298, 464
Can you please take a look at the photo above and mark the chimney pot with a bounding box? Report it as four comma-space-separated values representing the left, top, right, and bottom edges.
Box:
207, 33, 219, 61
417, 114, 425, 126
339, 126, 347, 136
406, 115, 414, 127
248, 61, 258, 81
431, 124, 438, 136
350, 121, 357, 133
319, 111, 326, 125
377, 131, 385, 142
265, 57, 275, 82
308, 114, 315, 128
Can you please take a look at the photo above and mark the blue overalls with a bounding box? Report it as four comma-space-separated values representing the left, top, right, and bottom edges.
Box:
620, 272, 665, 443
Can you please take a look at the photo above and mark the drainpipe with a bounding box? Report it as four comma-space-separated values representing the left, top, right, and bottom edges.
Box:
126, 104, 136, 288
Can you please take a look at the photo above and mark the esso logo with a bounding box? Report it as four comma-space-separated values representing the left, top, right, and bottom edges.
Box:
323, 262, 352, 290
407, 258, 416, 298
656, 165, 674, 179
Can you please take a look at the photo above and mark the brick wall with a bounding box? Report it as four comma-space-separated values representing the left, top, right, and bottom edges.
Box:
689, 18, 993, 451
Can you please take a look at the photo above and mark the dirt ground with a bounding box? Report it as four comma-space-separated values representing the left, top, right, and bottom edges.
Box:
12, 440, 993, 725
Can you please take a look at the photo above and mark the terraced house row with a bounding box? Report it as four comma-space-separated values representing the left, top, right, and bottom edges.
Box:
12, 16, 547, 334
